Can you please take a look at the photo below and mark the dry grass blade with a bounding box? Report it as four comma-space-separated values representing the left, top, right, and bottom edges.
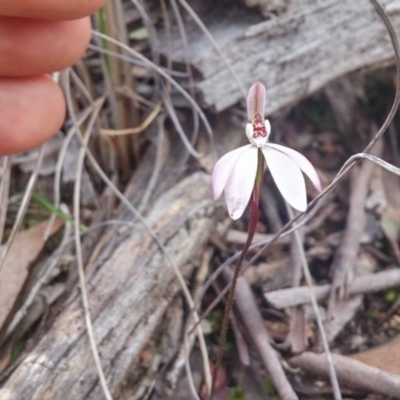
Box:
136, 115, 169, 214
160, 0, 173, 91
0, 146, 45, 275
45, 104, 96, 240
100, 101, 162, 136
168, 0, 200, 144
0, 157, 11, 245
286, 204, 342, 400
130, 0, 160, 63
89, 40, 205, 158
97, 1, 132, 174
160, 85, 202, 158
176, 0, 246, 99
89, 31, 213, 141
70, 68, 94, 105
343, 153, 400, 176
70, 93, 113, 399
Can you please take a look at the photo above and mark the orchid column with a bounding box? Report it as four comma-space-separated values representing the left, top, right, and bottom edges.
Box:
211, 82, 321, 396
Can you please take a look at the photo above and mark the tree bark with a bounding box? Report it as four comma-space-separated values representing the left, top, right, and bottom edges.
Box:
163, 0, 400, 114
0, 170, 217, 400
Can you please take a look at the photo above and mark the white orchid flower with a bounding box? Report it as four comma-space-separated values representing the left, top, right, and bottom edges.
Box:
212, 82, 321, 220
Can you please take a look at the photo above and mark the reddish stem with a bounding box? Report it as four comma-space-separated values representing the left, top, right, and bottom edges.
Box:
211, 151, 264, 398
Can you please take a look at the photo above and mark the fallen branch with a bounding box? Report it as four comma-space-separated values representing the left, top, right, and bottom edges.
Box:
265, 267, 400, 309
222, 270, 298, 400
289, 352, 400, 398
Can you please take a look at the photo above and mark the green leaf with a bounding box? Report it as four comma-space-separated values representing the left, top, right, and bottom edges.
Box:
129, 27, 149, 40
229, 387, 245, 400
31, 191, 87, 231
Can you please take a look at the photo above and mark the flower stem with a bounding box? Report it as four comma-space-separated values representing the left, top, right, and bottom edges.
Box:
211, 150, 264, 398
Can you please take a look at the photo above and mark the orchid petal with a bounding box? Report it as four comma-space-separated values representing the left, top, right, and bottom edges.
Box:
265, 119, 271, 137
267, 143, 321, 191
212, 145, 252, 200
247, 82, 265, 121
224, 146, 258, 219
262, 146, 307, 211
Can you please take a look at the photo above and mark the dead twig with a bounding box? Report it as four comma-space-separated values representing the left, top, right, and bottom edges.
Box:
289, 352, 400, 398
221, 271, 298, 400
265, 267, 400, 309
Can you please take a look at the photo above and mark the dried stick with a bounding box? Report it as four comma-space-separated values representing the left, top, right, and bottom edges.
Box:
289, 352, 400, 398
222, 271, 298, 400
265, 267, 400, 309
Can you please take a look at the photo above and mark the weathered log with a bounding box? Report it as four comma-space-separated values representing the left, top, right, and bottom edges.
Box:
163, 0, 400, 113
0, 171, 216, 400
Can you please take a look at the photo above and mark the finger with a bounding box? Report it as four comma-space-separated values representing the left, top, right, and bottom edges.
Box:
0, 17, 91, 77
0, 0, 106, 20
0, 76, 65, 156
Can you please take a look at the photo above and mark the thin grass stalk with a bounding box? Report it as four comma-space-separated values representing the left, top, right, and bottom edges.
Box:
95, 4, 131, 175
44, 103, 95, 240
168, 0, 200, 145
160, 0, 173, 93
286, 203, 342, 400
89, 31, 213, 146
0, 146, 44, 274
112, 0, 141, 160
0, 156, 11, 245
176, 0, 246, 99
73, 97, 113, 400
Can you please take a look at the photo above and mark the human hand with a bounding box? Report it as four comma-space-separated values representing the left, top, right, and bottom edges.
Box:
0, 0, 106, 156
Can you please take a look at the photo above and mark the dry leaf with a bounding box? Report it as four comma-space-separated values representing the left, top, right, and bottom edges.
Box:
351, 336, 400, 375
380, 206, 400, 262
0, 218, 64, 331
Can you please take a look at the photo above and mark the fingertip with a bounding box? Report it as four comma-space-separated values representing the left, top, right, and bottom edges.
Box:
0, 75, 65, 156
0, 0, 107, 20
0, 17, 92, 77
